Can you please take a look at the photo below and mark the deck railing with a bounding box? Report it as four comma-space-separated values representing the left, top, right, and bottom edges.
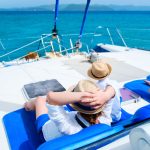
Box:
0, 26, 150, 62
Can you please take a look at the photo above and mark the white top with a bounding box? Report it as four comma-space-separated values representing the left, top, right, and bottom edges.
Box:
42, 79, 121, 141
42, 105, 82, 141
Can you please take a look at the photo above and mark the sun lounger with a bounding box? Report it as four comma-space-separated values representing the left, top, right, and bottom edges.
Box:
3, 78, 150, 149
3, 104, 150, 150
124, 75, 150, 102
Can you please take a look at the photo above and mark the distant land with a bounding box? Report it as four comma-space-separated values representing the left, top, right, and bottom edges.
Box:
0, 4, 150, 11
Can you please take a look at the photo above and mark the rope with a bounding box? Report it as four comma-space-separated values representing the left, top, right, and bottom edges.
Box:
75, 0, 91, 49
54, 0, 59, 29
79, 0, 91, 40
52, 0, 59, 37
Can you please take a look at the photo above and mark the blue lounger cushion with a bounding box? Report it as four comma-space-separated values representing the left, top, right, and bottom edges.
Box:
3, 104, 150, 150
37, 103, 150, 150
3, 108, 44, 150
124, 79, 150, 102
38, 124, 123, 150
113, 104, 150, 126
3, 108, 123, 150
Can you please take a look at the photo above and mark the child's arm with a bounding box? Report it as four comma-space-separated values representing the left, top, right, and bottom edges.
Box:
80, 86, 115, 109
46, 91, 93, 105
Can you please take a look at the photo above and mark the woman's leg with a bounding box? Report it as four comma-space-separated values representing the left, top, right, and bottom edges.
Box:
24, 96, 48, 118
24, 97, 64, 141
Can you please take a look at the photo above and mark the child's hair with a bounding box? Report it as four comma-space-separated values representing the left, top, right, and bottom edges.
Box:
80, 112, 102, 124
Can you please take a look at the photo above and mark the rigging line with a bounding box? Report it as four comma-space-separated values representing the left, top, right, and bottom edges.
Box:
2, 36, 40, 40
0, 39, 6, 50
119, 28, 150, 31
53, 0, 59, 30
116, 28, 127, 47
106, 28, 114, 45
97, 26, 150, 31
61, 32, 94, 37
79, 0, 91, 40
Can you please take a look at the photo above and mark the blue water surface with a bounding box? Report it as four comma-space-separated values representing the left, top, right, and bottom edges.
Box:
0, 11, 150, 61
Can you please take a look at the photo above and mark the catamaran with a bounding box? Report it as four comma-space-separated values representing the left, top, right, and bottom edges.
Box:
0, 0, 150, 150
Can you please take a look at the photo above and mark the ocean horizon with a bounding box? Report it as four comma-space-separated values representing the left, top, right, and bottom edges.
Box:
0, 11, 150, 61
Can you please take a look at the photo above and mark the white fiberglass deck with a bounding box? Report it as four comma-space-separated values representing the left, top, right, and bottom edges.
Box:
0, 58, 86, 150
0, 50, 150, 150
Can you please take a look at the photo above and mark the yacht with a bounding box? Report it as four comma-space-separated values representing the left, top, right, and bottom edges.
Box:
0, 1, 150, 150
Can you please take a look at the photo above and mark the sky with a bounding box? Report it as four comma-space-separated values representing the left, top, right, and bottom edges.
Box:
0, 0, 150, 8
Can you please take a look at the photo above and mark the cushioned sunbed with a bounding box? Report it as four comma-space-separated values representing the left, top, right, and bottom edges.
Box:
124, 79, 150, 102
3, 104, 150, 150
3, 77, 150, 149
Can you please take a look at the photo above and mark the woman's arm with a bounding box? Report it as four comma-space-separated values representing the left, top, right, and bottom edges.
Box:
46, 91, 93, 105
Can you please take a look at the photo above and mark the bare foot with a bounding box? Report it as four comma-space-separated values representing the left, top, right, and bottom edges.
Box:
144, 80, 150, 86
24, 100, 35, 111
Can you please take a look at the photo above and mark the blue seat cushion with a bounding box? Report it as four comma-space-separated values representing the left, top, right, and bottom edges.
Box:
112, 108, 132, 126
133, 104, 150, 123
3, 108, 123, 150
38, 124, 123, 150
113, 104, 150, 127
3, 104, 150, 150
3, 108, 44, 150
124, 79, 150, 102
147, 75, 150, 81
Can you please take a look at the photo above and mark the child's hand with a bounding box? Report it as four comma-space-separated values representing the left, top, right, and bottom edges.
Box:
80, 90, 106, 109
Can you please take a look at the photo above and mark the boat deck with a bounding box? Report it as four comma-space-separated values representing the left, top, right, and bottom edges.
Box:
0, 49, 150, 150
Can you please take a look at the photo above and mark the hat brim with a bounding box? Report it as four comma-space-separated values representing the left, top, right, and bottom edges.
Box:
87, 63, 112, 80
69, 103, 103, 114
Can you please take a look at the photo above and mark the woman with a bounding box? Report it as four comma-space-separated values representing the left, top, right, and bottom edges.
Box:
24, 80, 114, 141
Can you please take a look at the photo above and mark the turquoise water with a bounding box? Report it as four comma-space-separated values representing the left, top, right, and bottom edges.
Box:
0, 11, 150, 61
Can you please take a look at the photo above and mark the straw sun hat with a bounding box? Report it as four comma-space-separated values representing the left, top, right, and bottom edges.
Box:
69, 80, 103, 114
87, 61, 112, 80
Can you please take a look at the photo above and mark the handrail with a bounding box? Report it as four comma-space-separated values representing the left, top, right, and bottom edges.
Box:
106, 28, 114, 45
0, 34, 51, 58
14, 44, 51, 61
1, 26, 150, 62
116, 28, 127, 47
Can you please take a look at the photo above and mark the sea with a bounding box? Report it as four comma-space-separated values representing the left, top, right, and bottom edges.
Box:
0, 11, 150, 61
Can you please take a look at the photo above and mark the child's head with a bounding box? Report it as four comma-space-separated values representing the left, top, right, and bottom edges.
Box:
87, 61, 112, 80
69, 80, 104, 124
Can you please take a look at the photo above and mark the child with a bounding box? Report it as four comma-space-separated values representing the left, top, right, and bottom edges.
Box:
87, 61, 121, 123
